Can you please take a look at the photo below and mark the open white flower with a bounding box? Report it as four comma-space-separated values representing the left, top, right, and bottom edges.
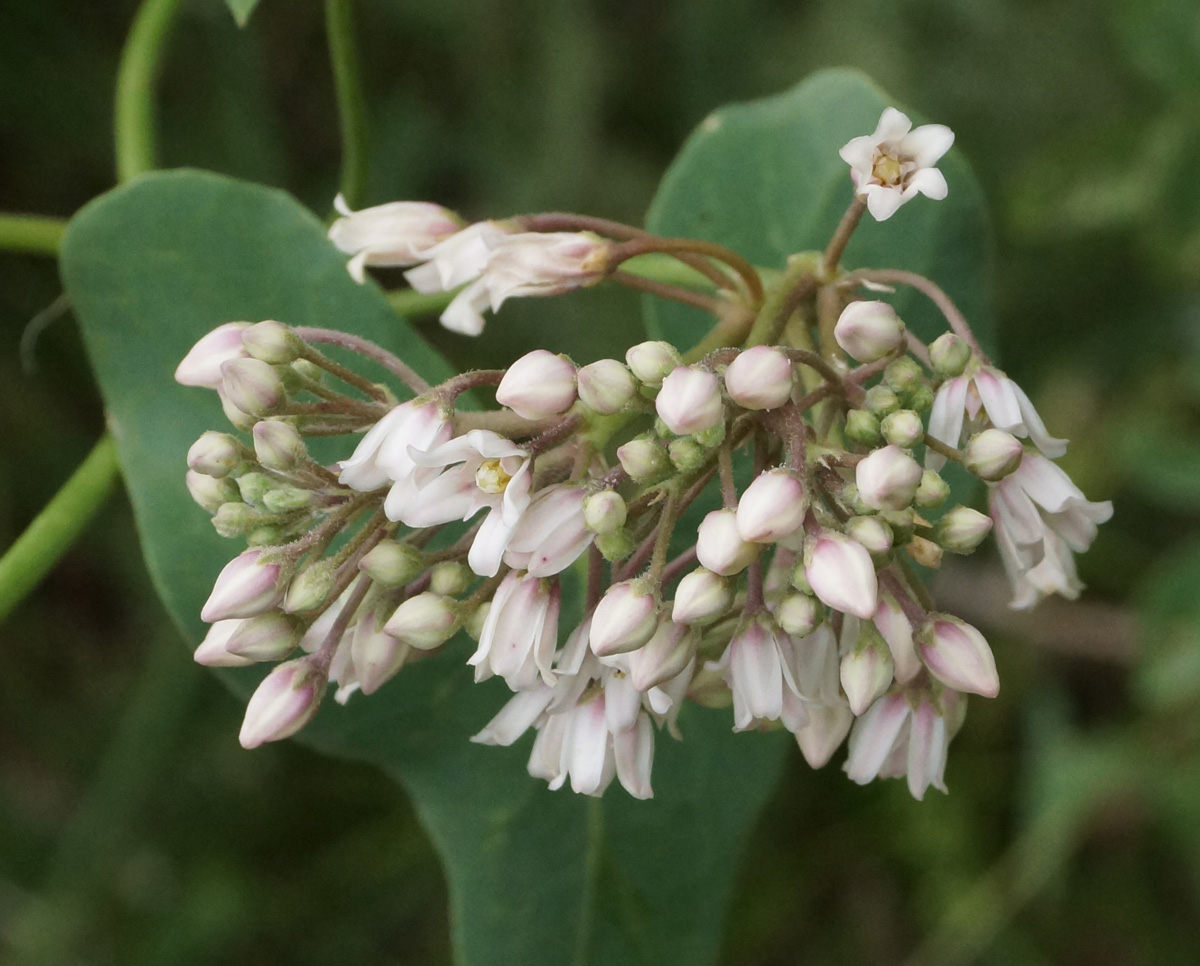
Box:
399, 430, 533, 577
844, 690, 960, 800
503, 484, 593, 577
839, 108, 954, 221
329, 195, 463, 283
469, 571, 560, 690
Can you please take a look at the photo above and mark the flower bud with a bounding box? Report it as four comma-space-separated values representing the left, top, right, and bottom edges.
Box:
880, 409, 923, 449
629, 620, 697, 691
964, 429, 1023, 481
856, 445, 923, 511
247, 525, 285, 547
655, 367, 723, 435
907, 535, 943, 569
220, 358, 286, 416
840, 637, 894, 716
187, 469, 239, 513
914, 470, 950, 508
212, 501, 270, 538
692, 422, 725, 449
234, 472, 270, 507
874, 595, 921, 684
262, 484, 312, 514
219, 387, 257, 432
577, 359, 636, 414
917, 615, 999, 697
625, 341, 681, 386
358, 539, 423, 586
789, 560, 813, 595
430, 561, 471, 597
845, 409, 881, 446
736, 469, 806, 543
583, 490, 627, 534
495, 349, 578, 420
617, 435, 669, 481
929, 332, 970, 378
935, 505, 993, 554
865, 385, 900, 416
845, 515, 893, 555
226, 611, 302, 661
834, 300, 905, 363
696, 509, 760, 576
883, 357, 924, 394
187, 431, 243, 478
794, 702, 854, 769
671, 568, 734, 625
175, 322, 250, 388
283, 560, 336, 613
464, 601, 490, 641
590, 580, 659, 656
238, 657, 324, 748
775, 593, 820, 636
879, 508, 917, 542
352, 598, 412, 694
724, 346, 793, 410
904, 383, 935, 413
253, 419, 307, 471
201, 549, 285, 622
804, 530, 878, 619
595, 528, 636, 561
668, 436, 708, 473
242, 319, 302, 365
194, 619, 255, 667
384, 592, 461, 649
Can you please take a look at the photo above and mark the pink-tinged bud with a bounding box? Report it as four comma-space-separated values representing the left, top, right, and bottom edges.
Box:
845, 515, 893, 555
804, 530, 878, 619
629, 620, 697, 691
242, 319, 302, 365
929, 332, 970, 378
227, 612, 302, 661
352, 602, 412, 695
495, 349, 578, 420
696, 509, 760, 576
194, 619, 255, 667
175, 322, 250, 388
583, 490, 627, 535
914, 470, 950, 508
873, 596, 921, 684
736, 469, 806, 542
577, 359, 637, 414
625, 341, 681, 386
252, 419, 307, 471
934, 505, 993, 553
186, 431, 243, 478
238, 658, 325, 748
590, 580, 659, 656
834, 301, 905, 363
775, 593, 820, 637
794, 701, 854, 768
201, 549, 285, 622
220, 358, 286, 416
918, 616, 999, 697
840, 641, 895, 715
617, 435, 669, 481
383, 592, 460, 650
186, 469, 238, 513
671, 568, 734, 625
963, 429, 1023, 481
724, 346, 794, 410
655, 366, 723, 435
856, 445, 923, 511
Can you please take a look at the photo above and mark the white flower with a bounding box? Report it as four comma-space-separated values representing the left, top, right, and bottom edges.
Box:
503, 484, 593, 577
844, 691, 954, 800
839, 107, 955, 221
927, 366, 1067, 470
337, 400, 452, 516
404, 221, 511, 293
722, 616, 806, 733
398, 430, 533, 577
469, 571, 560, 690
328, 195, 463, 283
989, 450, 1112, 609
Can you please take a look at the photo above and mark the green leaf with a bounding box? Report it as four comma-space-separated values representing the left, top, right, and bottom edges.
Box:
645, 68, 995, 358
61, 169, 788, 966
224, 0, 260, 28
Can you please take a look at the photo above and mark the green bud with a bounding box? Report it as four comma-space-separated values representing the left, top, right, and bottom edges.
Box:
430, 561, 471, 597
776, 593, 821, 636
617, 435, 669, 482
865, 385, 901, 417
227, 611, 302, 661
903, 383, 935, 413
668, 436, 707, 473
789, 560, 813, 595
845, 409, 881, 446
879, 508, 916, 542
212, 501, 272, 538
253, 419, 307, 471
236, 472, 273, 507
935, 505, 994, 554
845, 515, 894, 556
464, 601, 491, 641
880, 409, 923, 449
583, 490, 627, 535
283, 560, 337, 613
692, 422, 726, 449
914, 470, 951, 508
262, 485, 312, 514
358, 540, 423, 587
929, 332, 970, 378
246, 526, 284, 547
292, 359, 324, 383
883, 357, 924, 394
596, 528, 636, 562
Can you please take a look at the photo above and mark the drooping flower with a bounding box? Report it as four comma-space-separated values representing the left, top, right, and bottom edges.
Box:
469, 571, 560, 690
839, 108, 955, 221
844, 690, 958, 800
504, 484, 593, 577
328, 195, 464, 282
722, 615, 806, 732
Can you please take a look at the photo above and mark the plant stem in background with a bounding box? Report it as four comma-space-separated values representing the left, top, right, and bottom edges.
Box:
326, 0, 369, 210
114, 0, 183, 182
0, 213, 68, 257
0, 436, 121, 626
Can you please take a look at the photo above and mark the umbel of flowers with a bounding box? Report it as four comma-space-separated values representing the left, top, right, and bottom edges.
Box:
178, 108, 1110, 801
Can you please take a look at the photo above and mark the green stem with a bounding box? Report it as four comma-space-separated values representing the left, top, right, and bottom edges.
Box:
0, 436, 121, 626
0, 213, 68, 256
114, 0, 183, 182
325, 0, 369, 209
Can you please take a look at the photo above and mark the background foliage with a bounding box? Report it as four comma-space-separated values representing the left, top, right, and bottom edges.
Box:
2, 0, 1198, 963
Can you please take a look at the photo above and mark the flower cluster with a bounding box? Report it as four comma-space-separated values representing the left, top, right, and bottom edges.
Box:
178, 109, 1110, 801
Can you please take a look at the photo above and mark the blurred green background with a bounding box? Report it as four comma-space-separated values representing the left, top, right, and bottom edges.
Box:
3, 0, 1200, 963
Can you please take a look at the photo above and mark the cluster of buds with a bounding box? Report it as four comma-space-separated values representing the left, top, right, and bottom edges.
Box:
178, 108, 1110, 800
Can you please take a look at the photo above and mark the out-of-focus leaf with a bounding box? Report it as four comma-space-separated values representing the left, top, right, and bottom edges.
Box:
1135, 539, 1200, 711
224, 0, 260, 28
61, 169, 787, 966
645, 68, 995, 356
1112, 0, 1200, 99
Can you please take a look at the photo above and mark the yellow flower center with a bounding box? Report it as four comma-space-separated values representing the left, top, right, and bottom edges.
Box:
872, 152, 903, 185
475, 458, 512, 494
